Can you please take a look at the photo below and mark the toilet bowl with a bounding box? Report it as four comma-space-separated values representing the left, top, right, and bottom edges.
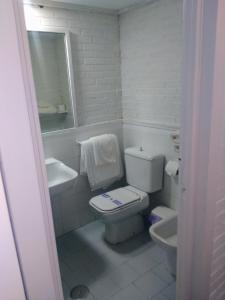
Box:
150, 214, 177, 275
90, 186, 149, 244
89, 147, 164, 244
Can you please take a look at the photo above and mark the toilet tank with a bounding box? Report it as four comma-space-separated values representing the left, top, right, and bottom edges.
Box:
124, 147, 164, 193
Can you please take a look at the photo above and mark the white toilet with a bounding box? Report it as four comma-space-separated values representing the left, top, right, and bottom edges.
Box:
89, 147, 164, 244
149, 207, 177, 275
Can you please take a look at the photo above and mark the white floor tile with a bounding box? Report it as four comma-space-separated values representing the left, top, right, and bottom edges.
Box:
58, 231, 87, 254
108, 263, 139, 288
150, 293, 169, 300
57, 220, 176, 300
59, 260, 95, 288
89, 275, 121, 300
110, 284, 148, 300
161, 282, 176, 300
62, 252, 87, 271
127, 249, 159, 275
147, 244, 165, 263
110, 232, 152, 259
133, 270, 168, 299
152, 264, 175, 284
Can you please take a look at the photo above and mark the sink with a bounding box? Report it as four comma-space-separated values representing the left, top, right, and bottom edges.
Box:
45, 158, 78, 196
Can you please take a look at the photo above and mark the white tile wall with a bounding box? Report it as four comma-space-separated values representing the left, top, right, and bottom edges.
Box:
120, 0, 182, 210
120, 0, 182, 127
24, 5, 123, 234
24, 1, 182, 234
24, 4, 122, 126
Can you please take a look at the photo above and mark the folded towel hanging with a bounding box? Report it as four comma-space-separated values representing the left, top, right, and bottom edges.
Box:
80, 134, 123, 191
91, 134, 117, 166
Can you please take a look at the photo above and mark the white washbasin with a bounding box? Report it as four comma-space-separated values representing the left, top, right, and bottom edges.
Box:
45, 158, 78, 196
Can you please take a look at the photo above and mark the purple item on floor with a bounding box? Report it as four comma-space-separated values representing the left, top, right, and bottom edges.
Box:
149, 214, 162, 224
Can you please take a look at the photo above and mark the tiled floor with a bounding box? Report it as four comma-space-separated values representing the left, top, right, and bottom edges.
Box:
57, 220, 176, 300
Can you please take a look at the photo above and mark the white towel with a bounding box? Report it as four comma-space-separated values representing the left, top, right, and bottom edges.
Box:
91, 134, 117, 166
80, 135, 123, 191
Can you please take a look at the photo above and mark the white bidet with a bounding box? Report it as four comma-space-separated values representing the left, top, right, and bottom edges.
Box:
150, 215, 177, 276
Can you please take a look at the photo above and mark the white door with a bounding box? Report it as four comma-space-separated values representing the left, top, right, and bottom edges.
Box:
0, 169, 26, 300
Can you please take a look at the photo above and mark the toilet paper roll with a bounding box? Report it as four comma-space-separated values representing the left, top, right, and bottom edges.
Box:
165, 160, 179, 177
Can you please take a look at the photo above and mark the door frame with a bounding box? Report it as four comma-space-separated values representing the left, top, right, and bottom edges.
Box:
0, 168, 26, 300
0, 0, 63, 299
0, 0, 223, 299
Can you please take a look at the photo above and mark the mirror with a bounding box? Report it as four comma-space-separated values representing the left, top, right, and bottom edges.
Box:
28, 30, 76, 133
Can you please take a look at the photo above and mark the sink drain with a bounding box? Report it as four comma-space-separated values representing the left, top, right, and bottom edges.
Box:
70, 285, 90, 299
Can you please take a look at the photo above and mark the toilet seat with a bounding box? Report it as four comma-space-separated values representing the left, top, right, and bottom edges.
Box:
90, 187, 141, 213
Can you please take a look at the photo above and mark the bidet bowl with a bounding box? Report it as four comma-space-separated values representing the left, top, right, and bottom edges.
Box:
150, 215, 177, 275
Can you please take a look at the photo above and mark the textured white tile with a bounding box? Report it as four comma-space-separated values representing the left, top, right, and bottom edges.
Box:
133, 271, 168, 299
120, 0, 182, 127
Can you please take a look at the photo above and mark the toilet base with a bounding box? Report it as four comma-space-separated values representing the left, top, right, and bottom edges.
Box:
104, 214, 145, 244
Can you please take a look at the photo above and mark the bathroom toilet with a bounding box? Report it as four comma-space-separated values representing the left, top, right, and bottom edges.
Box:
149, 206, 177, 275
89, 147, 164, 244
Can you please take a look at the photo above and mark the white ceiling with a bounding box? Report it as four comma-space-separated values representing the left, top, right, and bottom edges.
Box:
52, 0, 149, 11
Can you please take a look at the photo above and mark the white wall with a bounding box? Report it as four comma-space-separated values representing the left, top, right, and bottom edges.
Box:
120, 0, 182, 126
120, 0, 182, 209
24, 0, 182, 235
24, 5, 123, 235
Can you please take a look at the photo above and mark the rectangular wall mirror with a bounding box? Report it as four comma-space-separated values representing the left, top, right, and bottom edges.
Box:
28, 30, 76, 133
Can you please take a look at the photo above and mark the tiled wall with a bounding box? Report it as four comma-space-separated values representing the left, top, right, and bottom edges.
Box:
119, 0, 182, 209
24, 5, 123, 235
120, 0, 182, 127
24, 1, 182, 235
24, 4, 122, 126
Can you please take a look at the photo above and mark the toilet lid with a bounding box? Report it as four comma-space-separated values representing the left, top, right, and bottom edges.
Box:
90, 188, 140, 212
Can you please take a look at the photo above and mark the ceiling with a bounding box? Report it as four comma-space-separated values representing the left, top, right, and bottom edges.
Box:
51, 0, 149, 11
